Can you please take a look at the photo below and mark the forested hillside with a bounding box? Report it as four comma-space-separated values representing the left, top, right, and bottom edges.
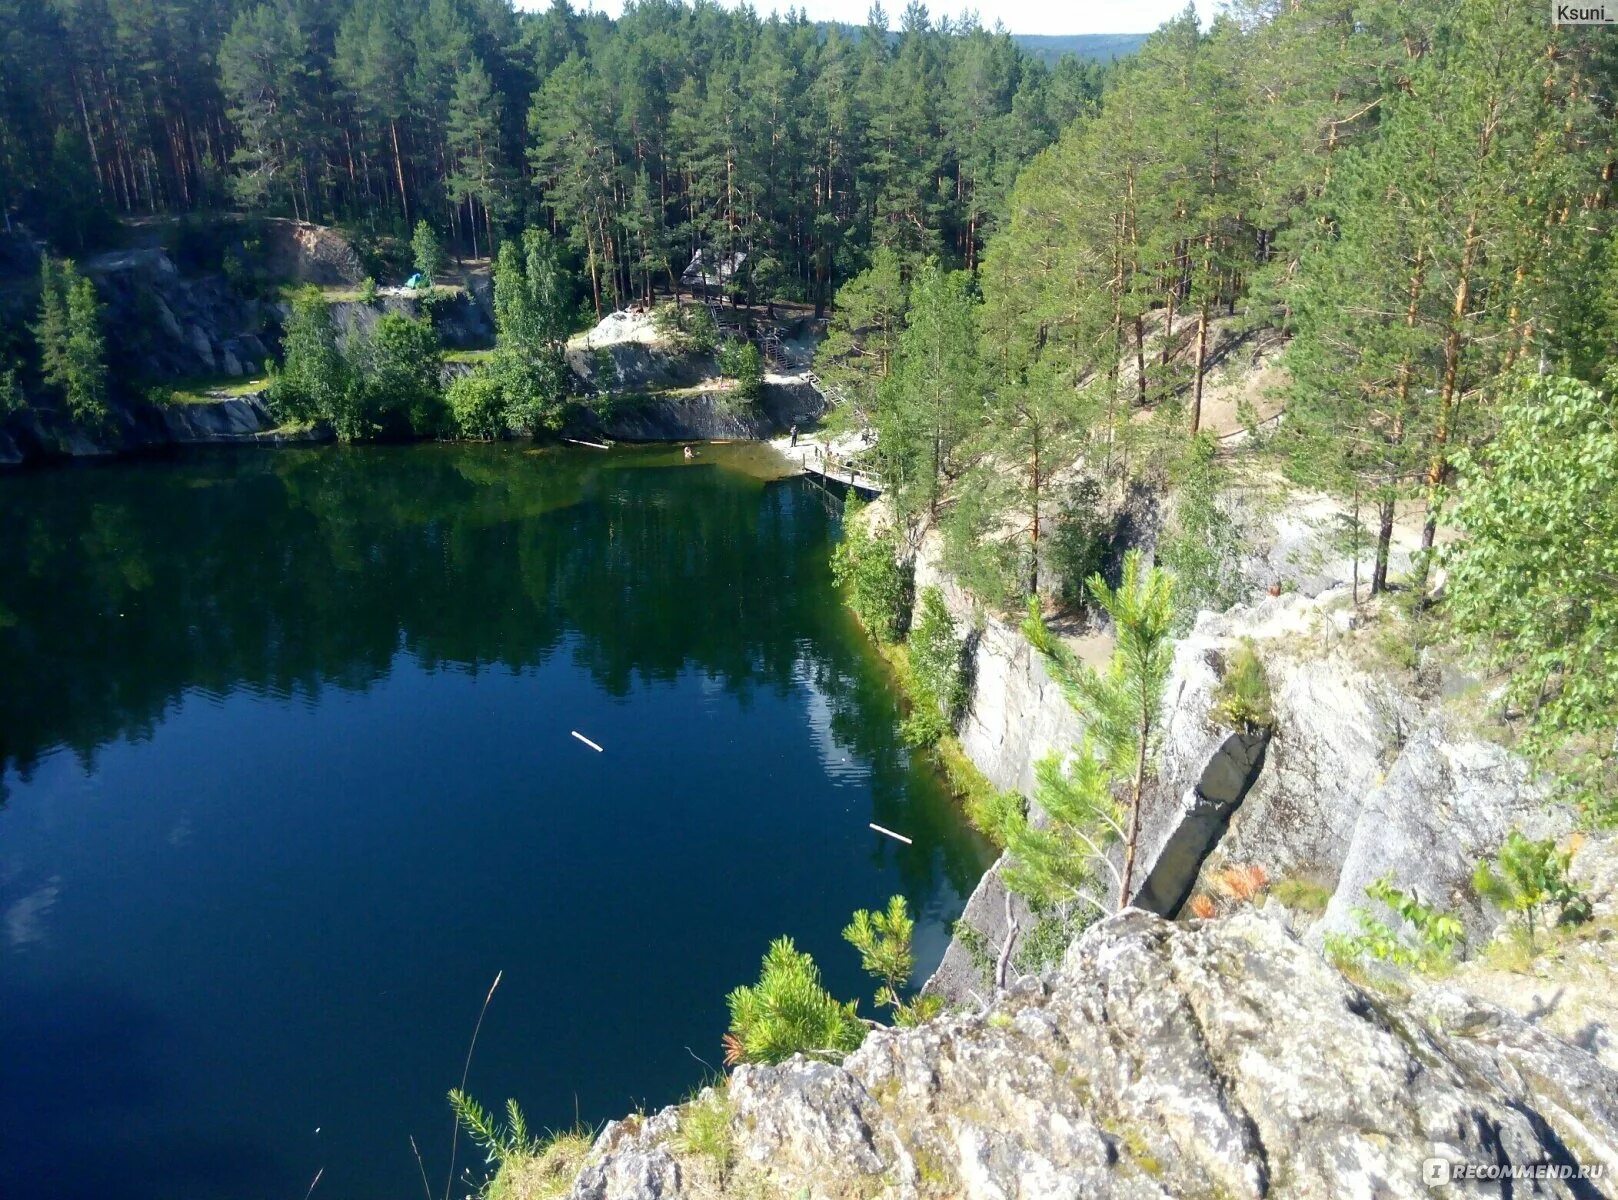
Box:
818, 0, 1618, 829
0, 0, 1105, 310
822, 0, 1617, 593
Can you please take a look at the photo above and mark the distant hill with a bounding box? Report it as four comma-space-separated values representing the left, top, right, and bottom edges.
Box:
1011, 33, 1149, 64
817, 24, 1148, 65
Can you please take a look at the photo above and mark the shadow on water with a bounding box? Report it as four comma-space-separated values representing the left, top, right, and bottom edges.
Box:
0, 443, 993, 1200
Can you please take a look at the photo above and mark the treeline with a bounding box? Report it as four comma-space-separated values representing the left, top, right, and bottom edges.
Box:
821, 0, 1618, 608
0, 0, 1106, 310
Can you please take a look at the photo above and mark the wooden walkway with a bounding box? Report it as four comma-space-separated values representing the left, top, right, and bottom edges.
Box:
784, 443, 884, 497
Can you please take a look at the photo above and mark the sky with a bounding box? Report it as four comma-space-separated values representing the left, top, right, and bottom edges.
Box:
515, 0, 1215, 37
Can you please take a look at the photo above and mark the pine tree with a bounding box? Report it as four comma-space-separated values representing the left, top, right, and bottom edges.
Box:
36, 257, 107, 426
1009, 550, 1176, 910
874, 259, 980, 519
445, 59, 512, 259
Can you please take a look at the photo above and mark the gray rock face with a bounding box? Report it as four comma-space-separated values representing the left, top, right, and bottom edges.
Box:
1317, 726, 1566, 946
160, 396, 277, 443
569, 911, 1618, 1200
1125, 590, 1561, 953
1138, 593, 1419, 900
922, 855, 1031, 1003
913, 531, 1086, 797
564, 380, 827, 443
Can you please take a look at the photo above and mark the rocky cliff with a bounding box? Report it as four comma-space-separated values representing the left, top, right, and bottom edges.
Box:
920, 560, 1572, 1005
561, 910, 1617, 1200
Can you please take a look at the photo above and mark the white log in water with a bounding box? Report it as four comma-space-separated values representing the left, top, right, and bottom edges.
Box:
571, 731, 604, 752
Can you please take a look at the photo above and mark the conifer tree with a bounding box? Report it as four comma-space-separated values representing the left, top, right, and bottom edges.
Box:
1009, 551, 1176, 910
874, 260, 980, 519
36, 257, 107, 426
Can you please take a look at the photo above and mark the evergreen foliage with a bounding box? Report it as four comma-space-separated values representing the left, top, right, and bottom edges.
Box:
35, 257, 109, 427
1008, 550, 1176, 911
873, 260, 981, 520
652, 303, 719, 355
723, 937, 865, 1067
842, 895, 939, 1026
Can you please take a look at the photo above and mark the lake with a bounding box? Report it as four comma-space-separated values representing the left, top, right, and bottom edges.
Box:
0, 443, 992, 1200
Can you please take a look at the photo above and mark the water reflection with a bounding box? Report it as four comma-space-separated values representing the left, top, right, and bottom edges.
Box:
0, 443, 992, 1200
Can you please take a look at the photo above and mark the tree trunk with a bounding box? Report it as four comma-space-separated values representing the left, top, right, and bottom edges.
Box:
1029, 423, 1042, 596
390, 120, 410, 228
1118, 713, 1150, 911
1189, 300, 1210, 435
1423, 213, 1479, 551
1372, 498, 1395, 595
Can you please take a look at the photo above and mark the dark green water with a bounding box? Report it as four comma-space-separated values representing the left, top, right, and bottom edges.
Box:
0, 444, 991, 1200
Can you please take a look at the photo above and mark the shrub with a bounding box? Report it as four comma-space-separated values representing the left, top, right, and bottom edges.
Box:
651, 302, 718, 354
268, 286, 349, 427
723, 937, 865, 1066
0, 368, 23, 416
899, 700, 949, 749
830, 498, 908, 643
1013, 903, 1098, 975
1210, 640, 1274, 732
1213, 863, 1269, 903
717, 337, 763, 401
1324, 876, 1463, 973
350, 311, 446, 437
358, 276, 379, 304
448, 370, 506, 440
1473, 831, 1591, 951
908, 587, 965, 721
